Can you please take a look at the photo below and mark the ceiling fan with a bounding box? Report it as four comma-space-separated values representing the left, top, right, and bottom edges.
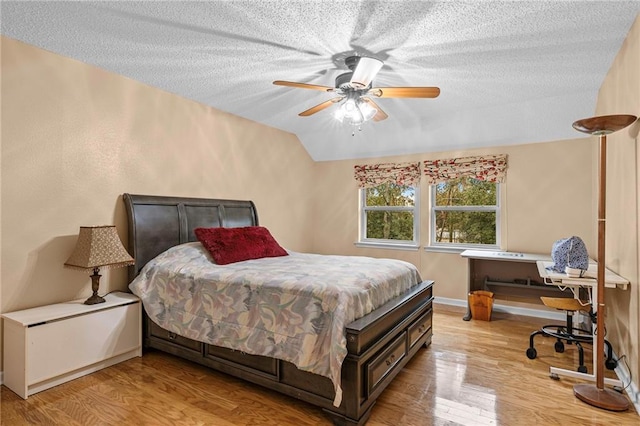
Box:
273, 55, 440, 125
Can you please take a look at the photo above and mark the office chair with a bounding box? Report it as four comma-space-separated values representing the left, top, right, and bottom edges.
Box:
525, 297, 617, 373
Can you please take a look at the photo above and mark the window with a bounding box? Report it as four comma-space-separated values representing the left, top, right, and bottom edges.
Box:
430, 176, 500, 249
359, 182, 419, 247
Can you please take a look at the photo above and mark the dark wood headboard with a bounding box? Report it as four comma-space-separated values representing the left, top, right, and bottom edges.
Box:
122, 193, 258, 282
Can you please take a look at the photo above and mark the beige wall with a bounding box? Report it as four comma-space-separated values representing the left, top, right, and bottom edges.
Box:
312, 140, 594, 302
0, 37, 316, 367
596, 15, 640, 397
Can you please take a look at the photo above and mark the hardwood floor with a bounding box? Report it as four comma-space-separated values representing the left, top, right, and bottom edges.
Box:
2, 304, 638, 425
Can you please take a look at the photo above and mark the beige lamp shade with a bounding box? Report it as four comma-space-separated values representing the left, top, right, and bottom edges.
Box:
65, 226, 134, 271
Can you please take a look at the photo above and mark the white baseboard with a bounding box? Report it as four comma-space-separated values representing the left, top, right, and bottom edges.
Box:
434, 296, 566, 321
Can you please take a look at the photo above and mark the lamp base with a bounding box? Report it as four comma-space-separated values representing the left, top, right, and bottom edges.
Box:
84, 293, 106, 305
84, 271, 106, 305
574, 384, 629, 411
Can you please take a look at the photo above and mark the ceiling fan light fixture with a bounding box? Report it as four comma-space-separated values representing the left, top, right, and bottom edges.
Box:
334, 97, 378, 125
358, 99, 377, 121
334, 98, 356, 123
336, 102, 361, 124
344, 98, 357, 113
350, 56, 383, 89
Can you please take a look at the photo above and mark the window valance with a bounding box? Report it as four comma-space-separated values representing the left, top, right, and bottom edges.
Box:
354, 162, 421, 188
423, 154, 507, 184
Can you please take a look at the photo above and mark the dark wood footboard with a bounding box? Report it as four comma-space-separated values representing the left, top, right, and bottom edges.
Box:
144, 280, 433, 425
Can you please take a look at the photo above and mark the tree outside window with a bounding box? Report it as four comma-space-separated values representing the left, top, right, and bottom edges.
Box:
360, 182, 418, 245
431, 177, 499, 247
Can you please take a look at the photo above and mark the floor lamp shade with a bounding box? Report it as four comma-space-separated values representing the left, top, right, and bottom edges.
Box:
571, 114, 637, 411
65, 226, 135, 304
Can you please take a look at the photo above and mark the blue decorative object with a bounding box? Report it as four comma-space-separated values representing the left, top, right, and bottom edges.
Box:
549, 236, 589, 276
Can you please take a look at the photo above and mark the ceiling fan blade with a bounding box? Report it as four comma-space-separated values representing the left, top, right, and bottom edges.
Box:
361, 98, 388, 122
273, 80, 335, 92
369, 87, 440, 98
350, 57, 383, 89
299, 97, 344, 116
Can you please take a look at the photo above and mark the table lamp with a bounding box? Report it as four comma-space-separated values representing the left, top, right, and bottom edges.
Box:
571, 113, 637, 411
64, 226, 135, 305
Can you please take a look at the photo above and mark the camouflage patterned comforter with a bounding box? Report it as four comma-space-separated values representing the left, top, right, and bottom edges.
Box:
129, 242, 422, 407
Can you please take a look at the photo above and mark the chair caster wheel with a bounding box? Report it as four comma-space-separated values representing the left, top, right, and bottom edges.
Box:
554, 341, 565, 353
577, 365, 588, 373
605, 358, 618, 370
526, 347, 537, 359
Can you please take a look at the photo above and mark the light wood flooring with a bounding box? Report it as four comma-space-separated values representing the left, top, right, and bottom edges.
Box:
2, 304, 638, 425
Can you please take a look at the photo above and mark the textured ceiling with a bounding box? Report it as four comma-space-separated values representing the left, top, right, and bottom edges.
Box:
2, 1, 639, 161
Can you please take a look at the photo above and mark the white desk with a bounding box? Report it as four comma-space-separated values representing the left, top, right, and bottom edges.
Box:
463, 250, 551, 263
536, 261, 629, 385
537, 261, 629, 291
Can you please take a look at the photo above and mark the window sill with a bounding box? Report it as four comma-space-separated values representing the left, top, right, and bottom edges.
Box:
424, 246, 466, 254
424, 245, 500, 254
355, 241, 420, 251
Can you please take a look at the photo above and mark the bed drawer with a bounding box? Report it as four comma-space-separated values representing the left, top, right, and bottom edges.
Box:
366, 332, 406, 396
148, 321, 202, 354
408, 308, 432, 348
205, 345, 277, 376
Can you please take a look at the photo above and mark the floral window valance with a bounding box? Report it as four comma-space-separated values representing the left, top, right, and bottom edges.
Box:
354, 162, 421, 188
423, 154, 508, 184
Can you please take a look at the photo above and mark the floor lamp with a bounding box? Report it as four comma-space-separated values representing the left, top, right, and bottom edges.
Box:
571, 113, 637, 411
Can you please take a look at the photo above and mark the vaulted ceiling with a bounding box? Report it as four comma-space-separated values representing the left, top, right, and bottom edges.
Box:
2, 1, 639, 161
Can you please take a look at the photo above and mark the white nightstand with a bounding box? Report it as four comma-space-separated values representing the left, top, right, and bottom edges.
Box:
2, 291, 142, 399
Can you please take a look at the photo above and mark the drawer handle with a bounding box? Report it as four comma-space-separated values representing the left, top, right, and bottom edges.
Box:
418, 325, 426, 333
168, 332, 177, 340
385, 354, 396, 366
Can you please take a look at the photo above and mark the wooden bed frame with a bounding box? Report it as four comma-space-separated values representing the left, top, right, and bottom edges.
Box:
123, 193, 434, 426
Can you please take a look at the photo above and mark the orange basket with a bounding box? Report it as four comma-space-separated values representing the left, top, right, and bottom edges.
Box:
468, 290, 494, 321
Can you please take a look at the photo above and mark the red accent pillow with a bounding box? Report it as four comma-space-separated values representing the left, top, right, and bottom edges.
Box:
194, 226, 288, 265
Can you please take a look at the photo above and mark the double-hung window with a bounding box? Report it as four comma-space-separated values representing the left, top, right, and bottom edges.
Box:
430, 177, 500, 249
424, 154, 507, 250
360, 182, 419, 246
355, 162, 421, 248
